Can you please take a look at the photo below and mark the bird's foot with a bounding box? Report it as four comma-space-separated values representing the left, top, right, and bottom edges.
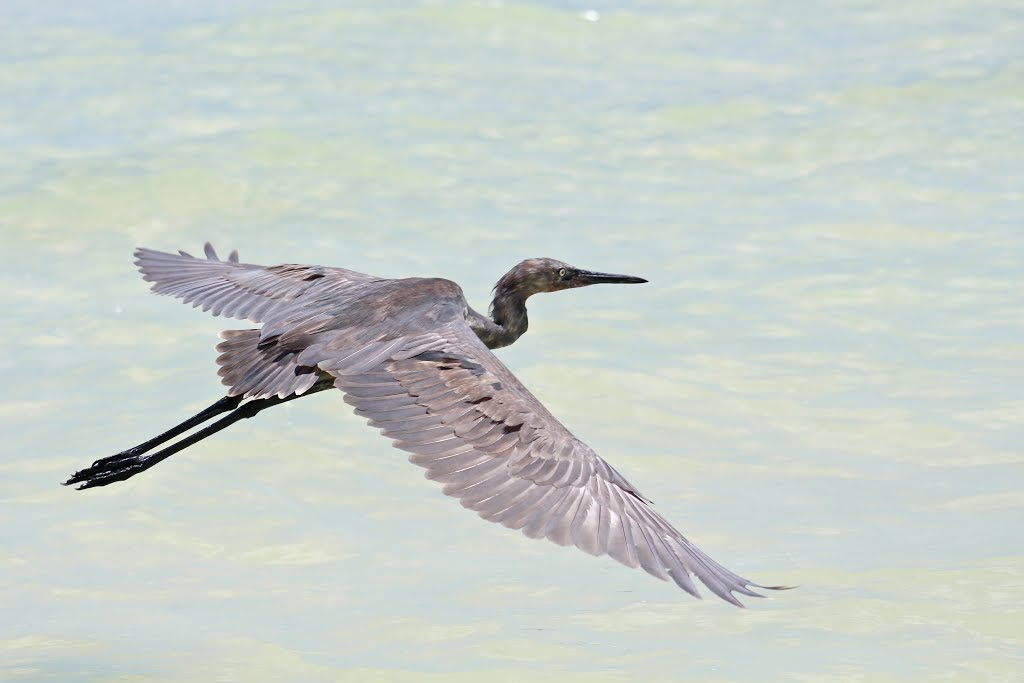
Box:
63, 448, 146, 489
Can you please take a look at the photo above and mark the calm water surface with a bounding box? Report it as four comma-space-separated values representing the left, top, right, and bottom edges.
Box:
1, 1, 1022, 681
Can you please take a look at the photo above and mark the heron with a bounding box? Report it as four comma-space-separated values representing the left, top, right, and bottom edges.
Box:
64, 243, 787, 606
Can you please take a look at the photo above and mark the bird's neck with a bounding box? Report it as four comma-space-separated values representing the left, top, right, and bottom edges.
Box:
469, 288, 529, 350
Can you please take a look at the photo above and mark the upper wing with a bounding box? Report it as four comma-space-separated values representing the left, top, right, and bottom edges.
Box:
325, 322, 782, 606
134, 242, 377, 327
137, 243, 471, 400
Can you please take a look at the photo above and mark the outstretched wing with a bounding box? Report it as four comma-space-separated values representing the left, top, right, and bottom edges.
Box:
134, 242, 377, 328
136, 242, 398, 399
321, 322, 781, 606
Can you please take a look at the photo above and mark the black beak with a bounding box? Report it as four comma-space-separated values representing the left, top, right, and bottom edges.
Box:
576, 270, 648, 285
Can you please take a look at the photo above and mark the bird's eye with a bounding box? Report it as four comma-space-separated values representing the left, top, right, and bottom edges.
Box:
558, 268, 568, 279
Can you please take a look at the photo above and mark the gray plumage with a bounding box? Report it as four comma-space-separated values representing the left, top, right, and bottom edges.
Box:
65, 243, 788, 607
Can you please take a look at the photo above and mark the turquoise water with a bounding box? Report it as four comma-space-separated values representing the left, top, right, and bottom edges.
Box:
1, 1, 1022, 680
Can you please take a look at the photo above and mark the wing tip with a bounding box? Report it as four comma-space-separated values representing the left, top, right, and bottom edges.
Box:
725, 582, 797, 607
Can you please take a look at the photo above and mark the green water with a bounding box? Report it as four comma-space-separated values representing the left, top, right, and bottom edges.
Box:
2, 1, 1022, 680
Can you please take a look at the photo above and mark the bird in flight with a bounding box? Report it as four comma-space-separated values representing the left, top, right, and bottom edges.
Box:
65, 243, 787, 606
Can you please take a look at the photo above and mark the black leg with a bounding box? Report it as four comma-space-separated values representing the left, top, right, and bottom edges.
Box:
93, 395, 243, 467
64, 381, 332, 489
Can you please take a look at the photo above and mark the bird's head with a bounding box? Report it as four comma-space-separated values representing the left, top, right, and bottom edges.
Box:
495, 258, 647, 298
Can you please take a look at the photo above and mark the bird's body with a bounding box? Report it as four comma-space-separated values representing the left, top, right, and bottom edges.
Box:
65, 243, 786, 607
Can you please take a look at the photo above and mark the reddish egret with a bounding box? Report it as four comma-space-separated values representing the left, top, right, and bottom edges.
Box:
65, 243, 787, 606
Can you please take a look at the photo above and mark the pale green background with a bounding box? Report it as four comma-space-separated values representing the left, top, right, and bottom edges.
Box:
1, 1, 1022, 681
